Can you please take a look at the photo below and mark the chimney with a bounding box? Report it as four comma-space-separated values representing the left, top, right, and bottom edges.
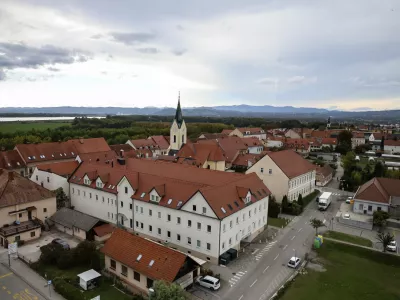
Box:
8, 171, 14, 181
120, 149, 124, 157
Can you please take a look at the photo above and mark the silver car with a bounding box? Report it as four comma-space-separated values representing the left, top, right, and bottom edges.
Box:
196, 276, 220, 290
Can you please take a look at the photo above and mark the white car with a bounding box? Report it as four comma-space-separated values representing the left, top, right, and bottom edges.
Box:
387, 241, 397, 252
346, 197, 352, 204
196, 276, 221, 291
343, 213, 351, 219
287, 256, 301, 269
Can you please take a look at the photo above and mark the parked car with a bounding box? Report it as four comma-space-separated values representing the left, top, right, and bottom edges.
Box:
343, 213, 351, 219
346, 197, 352, 204
287, 257, 301, 269
387, 241, 397, 252
52, 238, 70, 250
196, 275, 220, 290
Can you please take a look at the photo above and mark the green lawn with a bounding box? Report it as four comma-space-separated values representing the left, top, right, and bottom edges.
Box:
280, 241, 400, 300
268, 217, 289, 228
323, 231, 373, 247
0, 121, 71, 133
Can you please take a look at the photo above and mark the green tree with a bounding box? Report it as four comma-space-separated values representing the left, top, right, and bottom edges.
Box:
376, 232, 394, 252
373, 211, 390, 229
291, 201, 303, 215
310, 218, 325, 235
297, 194, 304, 207
341, 151, 356, 175
268, 196, 281, 218
281, 195, 289, 213
55, 187, 68, 210
151, 280, 187, 300
336, 130, 353, 154
373, 161, 386, 177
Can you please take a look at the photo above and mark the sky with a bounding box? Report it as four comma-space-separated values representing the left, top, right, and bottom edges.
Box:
0, 0, 400, 111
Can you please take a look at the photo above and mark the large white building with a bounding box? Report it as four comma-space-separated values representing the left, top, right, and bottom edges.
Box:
69, 159, 270, 264
246, 150, 316, 202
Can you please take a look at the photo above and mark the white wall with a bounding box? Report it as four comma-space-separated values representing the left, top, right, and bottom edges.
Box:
117, 177, 135, 229
385, 145, 400, 153
266, 140, 283, 148
287, 171, 315, 201
248, 146, 263, 154
30, 168, 70, 196
353, 199, 389, 215
170, 120, 187, 151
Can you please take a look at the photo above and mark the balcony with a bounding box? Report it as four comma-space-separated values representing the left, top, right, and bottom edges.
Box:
0, 220, 41, 237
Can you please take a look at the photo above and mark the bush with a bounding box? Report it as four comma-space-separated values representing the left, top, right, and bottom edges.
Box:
297, 194, 304, 207
57, 251, 75, 270
39, 243, 64, 265
52, 278, 84, 300
268, 196, 281, 218
291, 202, 303, 216
90, 252, 102, 271
73, 241, 97, 265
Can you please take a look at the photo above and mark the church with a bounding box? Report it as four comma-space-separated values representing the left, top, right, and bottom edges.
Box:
169, 92, 187, 155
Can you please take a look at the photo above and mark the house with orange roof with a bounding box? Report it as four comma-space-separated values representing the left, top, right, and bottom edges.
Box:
0, 150, 26, 177
69, 159, 271, 264
246, 150, 316, 202
284, 138, 311, 155
228, 127, 266, 140
351, 131, 366, 149
177, 141, 226, 171
101, 228, 200, 294
315, 164, 333, 187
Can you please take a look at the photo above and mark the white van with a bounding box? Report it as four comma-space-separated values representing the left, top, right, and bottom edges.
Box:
196, 275, 221, 290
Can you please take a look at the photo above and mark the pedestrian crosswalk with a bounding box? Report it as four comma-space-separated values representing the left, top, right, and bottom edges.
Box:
255, 241, 277, 261
229, 271, 247, 287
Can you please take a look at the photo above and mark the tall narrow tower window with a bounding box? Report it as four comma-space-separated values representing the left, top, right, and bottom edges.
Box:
174, 135, 176, 143
182, 135, 184, 143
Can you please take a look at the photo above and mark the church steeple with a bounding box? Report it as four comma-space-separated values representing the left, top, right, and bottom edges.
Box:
175, 91, 183, 128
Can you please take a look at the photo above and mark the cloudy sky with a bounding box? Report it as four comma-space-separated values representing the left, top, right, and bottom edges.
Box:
0, 0, 399, 110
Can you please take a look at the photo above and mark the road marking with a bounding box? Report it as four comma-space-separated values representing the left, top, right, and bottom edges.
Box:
0, 273, 12, 280
298, 228, 303, 232
250, 279, 258, 288
263, 266, 270, 273
274, 254, 279, 260
239, 295, 244, 300
291, 236, 296, 240
283, 244, 288, 250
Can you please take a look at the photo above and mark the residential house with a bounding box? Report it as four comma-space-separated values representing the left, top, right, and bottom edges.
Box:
69, 159, 270, 264
368, 132, 386, 142
0, 150, 26, 177
353, 177, 400, 217
177, 141, 226, 171
384, 140, 400, 154
76, 151, 118, 164
351, 132, 366, 149
50, 207, 102, 240
30, 160, 79, 197
198, 133, 228, 140
126, 139, 161, 157
221, 129, 233, 135
231, 153, 263, 170
315, 164, 333, 187
246, 150, 316, 203
242, 138, 264, 154
111, 144, 153, 159
93, 223, 115, 242
265, 137, 284, 149
150, 136, 170, 155
0, 170, 56, 248
310, 130, 330, 138
273, 128, 301, 139
228, 128, 266, 140
284, 139, 311, 155
101, 228, 200, 294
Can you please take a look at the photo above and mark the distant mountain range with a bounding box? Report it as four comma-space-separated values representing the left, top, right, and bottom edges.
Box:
0, 105, 399, 121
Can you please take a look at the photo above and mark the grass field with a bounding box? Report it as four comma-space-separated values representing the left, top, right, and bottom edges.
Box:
280, 241, 400, 300
0, 121, 71, 133
323, 230, 373, 247
268, 217, 290, 228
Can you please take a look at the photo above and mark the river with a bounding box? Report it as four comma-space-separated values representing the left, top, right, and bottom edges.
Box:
0, 116, 105, 122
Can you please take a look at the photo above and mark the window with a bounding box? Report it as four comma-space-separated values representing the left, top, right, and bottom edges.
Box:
89, 193, 92, 199
236, 217, 239, 224
102, 197, 105, 203
177, 234, 181, 241
134, 271, 140, 281
223, 224, 226, 232
202, 207, 206, 214
121, 201, 123, 208
158, 228, 161, 235
261, 168, 264, 173
72, 188, 75, 194
368, 205, 372, 211
30, 231, 35, 237
207, 243, 211, 250
193, 205, 197, 211
83, 191, 86, 197
207, 225, 211, 233
149, 209, 152, 216
19, 213, 22, 218
136, 221, 139, 227
188, 220, 192, 227
130, 203, 132, 210
173, 135, 176, 143
47, 177, 50, 183
121, 265, 128, 277
167, 214, 171, 222
149, 225, 153, 232
243, 214, 245, 221
188, 237, 191, 245
125, 186, 128, 194
249, 210, 251, 217
197, 222, 201, 230
140, 207, 143, 214
130, 219, 133, 228
167, 231, 171, 238
268, 169, 272, 175
359, 204, 363, 210
36, 175, 38, 181
78, 190, 80, 196
110, 259, 116, 270
377, 207, 382, 211
158, 212, 161, 218
222, 242, 225, 249
136, 206, 138, 212
177, 217, 181, 224
141, 222, 143, 229
43, 208, 47, 213
230, 220, 233, 228
96, 195, 98, 201
229, 238, 232, 245
254, 207, 257, 214
197, 240, 201, 247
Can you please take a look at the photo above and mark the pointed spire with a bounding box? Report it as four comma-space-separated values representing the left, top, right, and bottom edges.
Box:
174, 91, 183, 128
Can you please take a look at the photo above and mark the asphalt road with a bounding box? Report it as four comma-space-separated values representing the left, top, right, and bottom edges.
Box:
219, 190, 345, 300
0, 263, 44, 300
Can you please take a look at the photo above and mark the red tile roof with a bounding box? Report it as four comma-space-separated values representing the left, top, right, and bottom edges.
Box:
150, 136, 170, 150
67, 138, 111, 154
110, 144, 134, 154
242, 137, 263, 147
352, 132, 365, 138
129, 139, 158, 149
267, 150, 316, 178
232, 153, 262, 167
214, 136, 247, 163
354, 177, 400, 204
237, 127, 264, 135
316, 164, 333, 178
37, 161, 79, 176
101, 229, 191, 282
93, 223, 115, 237
385, 140, 400, 146
284, 139, 310, 150
0, 169, 55, 208
310, 130, 330, 138
221, 129, 233, 135
0, 150, 25, 170
178, 142, 225, 165
77, 151, 118, 164
199, 133, 228, 140
70, 159, 270, 219
320, 138, 337, 145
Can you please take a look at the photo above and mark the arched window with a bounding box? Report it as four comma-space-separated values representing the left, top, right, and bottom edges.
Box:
182, 135, 184, 143
173, 135, 176, 143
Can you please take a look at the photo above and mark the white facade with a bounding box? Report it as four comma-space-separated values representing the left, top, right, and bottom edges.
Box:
353, 199, 389, 215
170, 120, 187, 152
287, 172, 315, 202
266, 140, 284, 148
351, 137, 365, 149
30, 168, 70, 196
384, 144, 400, 154
248, 146, 264, 154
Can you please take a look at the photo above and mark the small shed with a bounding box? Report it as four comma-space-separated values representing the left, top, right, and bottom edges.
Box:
77, 269, 101, 290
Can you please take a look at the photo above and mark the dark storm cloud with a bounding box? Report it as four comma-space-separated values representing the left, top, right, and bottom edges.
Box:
0, 42, 91, 71
110, 32, 156, 45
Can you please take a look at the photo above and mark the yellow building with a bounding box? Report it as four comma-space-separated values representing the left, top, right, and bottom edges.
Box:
0, 169, 56, 248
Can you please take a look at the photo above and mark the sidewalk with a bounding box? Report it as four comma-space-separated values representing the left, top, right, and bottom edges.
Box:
1, 254, 65, 300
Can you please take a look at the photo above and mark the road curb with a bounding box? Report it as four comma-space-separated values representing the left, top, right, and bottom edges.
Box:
1, 262, 53, 300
